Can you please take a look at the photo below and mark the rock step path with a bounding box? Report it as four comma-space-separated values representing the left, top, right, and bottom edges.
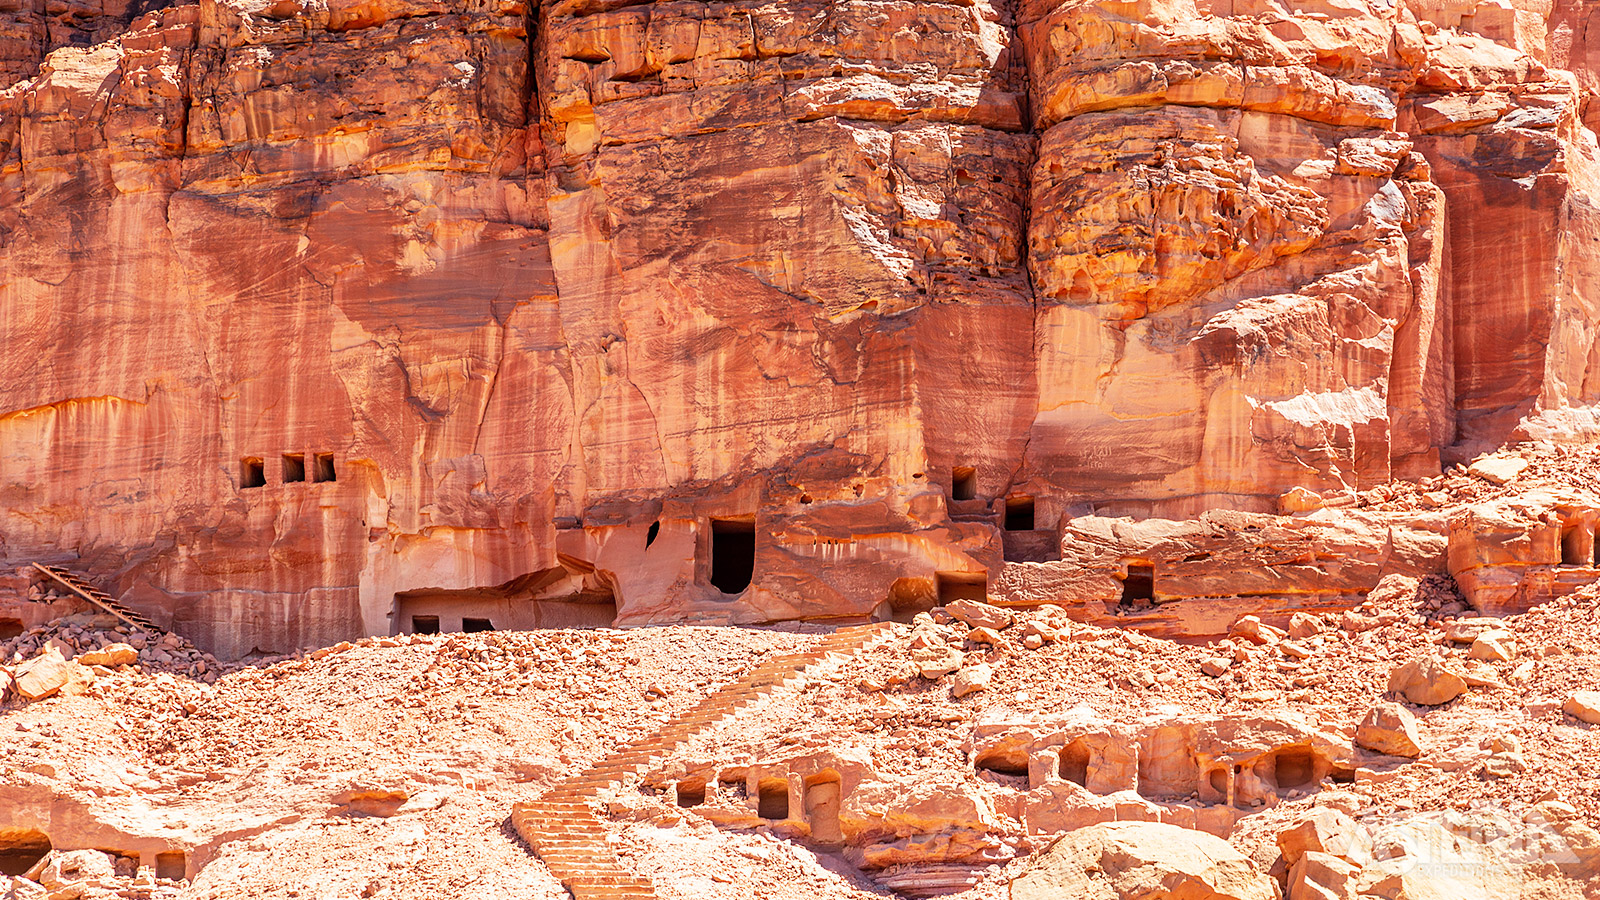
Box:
31, 563, 164, 633
511, 621, 897, 900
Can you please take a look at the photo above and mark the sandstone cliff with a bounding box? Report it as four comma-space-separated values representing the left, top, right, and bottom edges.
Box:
4, 0, 1600, 654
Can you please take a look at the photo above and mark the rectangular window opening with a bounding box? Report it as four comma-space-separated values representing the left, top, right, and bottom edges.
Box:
1121, 564, 1155, 606
312, 453, 337, 483
283, 453, 306, 483
462, 617, 494, 633
951, 466, 977, 501
240, 457, 265, 489
710, 519, 756, 595
675, 780, 706, 808
411, 615, 440, 635
1060, 739, 1090, 787
757, 777, 789, 820
1561, 523, 1586, 566
936, 571, 987, 605
154, 852, 186, 881
1005, 495, 1035, 531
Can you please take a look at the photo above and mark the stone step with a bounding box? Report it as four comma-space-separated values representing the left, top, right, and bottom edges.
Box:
516, 622, 895, 899
536, 833, 608, 843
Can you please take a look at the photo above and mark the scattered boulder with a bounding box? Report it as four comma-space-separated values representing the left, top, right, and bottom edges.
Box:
952, 663, 991, 698
1355, 703, 1422, 758
1288, 850, 1361, 900
1022, 619, 1065, 643
1444, 617, 1505, 643
1287, 612, 1321, 639
77, 643, 137, 667
38, 850, 115, 890
942, 599, 1013, 631
1340, 610, 1381, 633
332, 785, 409, 817
1562, 691, 1600, 725
1468, 631, 1514, 662
1362, 818, 1524, 899
1482, 735, 1528, 778
908, 624, 948, 651
1231, 616, 1285, 646
59, 662, 95, 697
1011, 821, 1279, 900
1278, 640, 1313, 660
1387, 657, 1467, 706
1201, 657, 1232, 677
912, 646, 964, 680
1277, 808, 1370, 866
1365, 573, 1420, 608
13, 648, 71, 701
1457, 666, 1510, 691
1466, 454, 1529, 485
1522, 801, 1600, 879
1280, 487, 1324, 514
965, 627, 1003, 647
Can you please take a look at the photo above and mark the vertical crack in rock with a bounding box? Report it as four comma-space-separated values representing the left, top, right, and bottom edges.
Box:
470, 318, 508, 457
523, 0, 540, 132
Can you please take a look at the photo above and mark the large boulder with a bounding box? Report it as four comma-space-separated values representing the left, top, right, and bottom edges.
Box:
77, 643, 138, 667
1277, 809, 1369, 867
912, 646, 964, 680
12, 648, 71, 701
1354, 703, 1423, 758
1466, 631, 1514, 662
38, 850, 116, 890
1562, 691, 1600, 725
1287, 851, 1360, 900
943, 599, 1014, 631
952, 662, 991, 698
1387, 658, 1466, 706
1011, 821, 1280, 900
1465, 455, 1528, 486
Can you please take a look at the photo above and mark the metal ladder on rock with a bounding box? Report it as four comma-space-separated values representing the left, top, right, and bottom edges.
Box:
31, 563, 163, 633
511, 621, 897, 900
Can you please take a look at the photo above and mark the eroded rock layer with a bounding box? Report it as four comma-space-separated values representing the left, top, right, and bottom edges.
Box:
3, 0, 1600, 654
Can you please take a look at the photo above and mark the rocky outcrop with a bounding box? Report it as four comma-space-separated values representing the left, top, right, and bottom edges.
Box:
5, 0, 1600, 653
1447, 485, 1600, 614
1010, 821, 1280, 900
992, 506, 1446, 639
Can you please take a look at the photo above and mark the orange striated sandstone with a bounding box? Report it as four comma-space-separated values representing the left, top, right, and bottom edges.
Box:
3, 0, 1600, 655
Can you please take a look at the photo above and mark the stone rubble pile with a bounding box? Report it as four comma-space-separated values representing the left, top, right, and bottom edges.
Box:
0, 612, 226, 704
5, 848, 184, 900
869, 599, 1080, 697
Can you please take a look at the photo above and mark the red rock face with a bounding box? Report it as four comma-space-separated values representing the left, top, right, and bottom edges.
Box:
2, 0, 1599, 655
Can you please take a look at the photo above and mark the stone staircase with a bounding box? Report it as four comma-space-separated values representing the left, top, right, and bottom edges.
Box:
511, 621, 897, 900
31, 563, 164, 633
